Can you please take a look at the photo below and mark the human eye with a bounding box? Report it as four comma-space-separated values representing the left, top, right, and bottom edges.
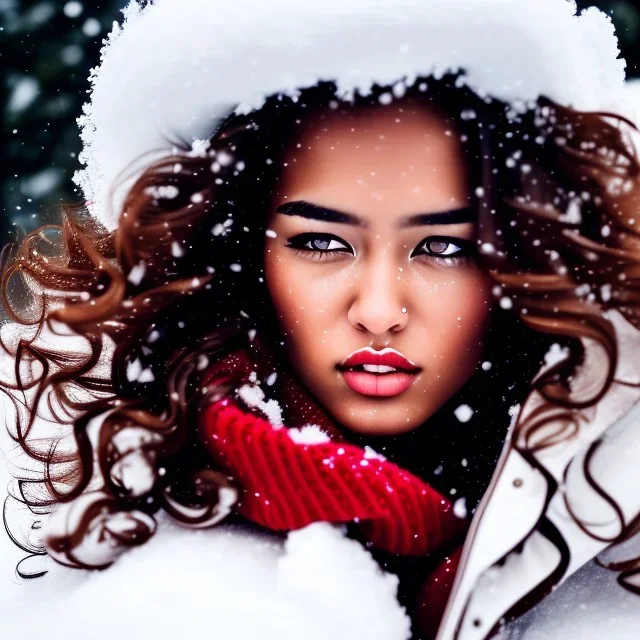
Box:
410, 235, 474, 265
285, 232, 354, 261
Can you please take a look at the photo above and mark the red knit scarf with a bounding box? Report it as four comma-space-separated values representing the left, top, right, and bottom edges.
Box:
197, 334, 468, 638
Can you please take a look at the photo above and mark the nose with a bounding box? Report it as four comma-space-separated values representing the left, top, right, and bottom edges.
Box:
347, 250, 409, 337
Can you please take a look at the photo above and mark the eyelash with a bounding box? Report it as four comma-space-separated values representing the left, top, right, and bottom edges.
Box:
284, 232, 473, 265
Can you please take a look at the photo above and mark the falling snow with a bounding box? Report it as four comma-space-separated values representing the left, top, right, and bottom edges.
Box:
212, 219, 234, 236
82, 17, 102, 38
63, 2, 84, 18
558, 198, 582, 224
3, 3, 638, 639
454, 404, 474, 423
145, 185, 179, 199
453, 497, 467, 519
171, 241, 184, 258
127, 261, 146, 285
7, 77, 40, 114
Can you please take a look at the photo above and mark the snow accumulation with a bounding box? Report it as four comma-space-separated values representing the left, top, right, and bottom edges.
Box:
0, 510, 411, 640
287, 424, 331, 444
621, 79, 640, 125
1, 446, 638, 640
236, 382, 284, 427
73, 0, 626, 231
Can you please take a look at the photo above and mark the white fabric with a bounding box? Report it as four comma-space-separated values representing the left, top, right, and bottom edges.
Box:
503, 561, 640, 639
73, 0, 626, 230
438, 311, 640, 638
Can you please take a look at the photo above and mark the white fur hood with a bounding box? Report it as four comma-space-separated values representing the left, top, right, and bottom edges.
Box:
73, 0, 626, 231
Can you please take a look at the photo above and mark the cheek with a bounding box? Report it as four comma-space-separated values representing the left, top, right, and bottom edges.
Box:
414, 268, 492, 368
263, 246, 334, 339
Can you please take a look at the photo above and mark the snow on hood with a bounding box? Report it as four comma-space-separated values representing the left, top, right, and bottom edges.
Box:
73, 0, 626, 231
619, 79, 640, 125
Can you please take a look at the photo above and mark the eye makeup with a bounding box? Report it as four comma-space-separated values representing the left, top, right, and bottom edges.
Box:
410, 235, 474, 263
284, 232, 474, 265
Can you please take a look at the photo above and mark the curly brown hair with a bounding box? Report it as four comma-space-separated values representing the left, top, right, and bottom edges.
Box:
2, 73, 640, 581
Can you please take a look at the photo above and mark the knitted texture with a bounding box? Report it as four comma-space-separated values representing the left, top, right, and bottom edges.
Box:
200, 396, 466, 556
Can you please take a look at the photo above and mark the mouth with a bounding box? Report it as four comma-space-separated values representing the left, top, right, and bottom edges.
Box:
336, 348, 422, 398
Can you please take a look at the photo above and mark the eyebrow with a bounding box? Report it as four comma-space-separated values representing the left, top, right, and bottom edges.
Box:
275, 200, 475, 228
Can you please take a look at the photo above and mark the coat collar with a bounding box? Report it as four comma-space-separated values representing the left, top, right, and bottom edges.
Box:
438, 310, 640, 638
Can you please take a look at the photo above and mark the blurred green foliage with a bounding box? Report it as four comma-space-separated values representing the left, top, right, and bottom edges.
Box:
2, 0, 126, 240
2, 0, 640, 242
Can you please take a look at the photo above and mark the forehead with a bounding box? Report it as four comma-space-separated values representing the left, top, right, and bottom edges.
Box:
275, 102, 471, 218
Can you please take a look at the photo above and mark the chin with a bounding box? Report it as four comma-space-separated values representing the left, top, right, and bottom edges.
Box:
334, 409, 425, 438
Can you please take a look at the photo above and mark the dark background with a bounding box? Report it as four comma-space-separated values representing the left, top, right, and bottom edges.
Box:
3, 0, 640, 243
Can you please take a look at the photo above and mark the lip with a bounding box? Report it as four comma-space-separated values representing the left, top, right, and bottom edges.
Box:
339, 346, 419, 372
337, 347, 421, 398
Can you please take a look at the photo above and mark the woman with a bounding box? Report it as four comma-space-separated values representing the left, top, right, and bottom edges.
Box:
2, 1, 640, 638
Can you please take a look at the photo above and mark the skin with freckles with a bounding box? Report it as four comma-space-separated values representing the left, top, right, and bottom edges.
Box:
263, 103, 493, 436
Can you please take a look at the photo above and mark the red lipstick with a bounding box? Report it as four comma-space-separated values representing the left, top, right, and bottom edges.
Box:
337, 347, 421, 398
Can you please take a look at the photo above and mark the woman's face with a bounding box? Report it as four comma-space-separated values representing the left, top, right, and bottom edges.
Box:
264, 103, 493, 436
